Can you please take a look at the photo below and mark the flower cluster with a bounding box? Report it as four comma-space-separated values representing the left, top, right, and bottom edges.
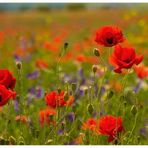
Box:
0, 69, 16, 106
82, 115, 124, 143
95, 26, 143, 74
39, 90, 74, 127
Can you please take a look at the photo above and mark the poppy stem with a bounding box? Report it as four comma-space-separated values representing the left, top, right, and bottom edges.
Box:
126, 112, 138, 144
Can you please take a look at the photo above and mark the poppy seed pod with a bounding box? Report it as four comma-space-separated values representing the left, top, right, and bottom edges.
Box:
131, 105, 137, 115
93, 48, 100, 57
57, 87, 62, 94
71, 83, 77, 92
107, 90, 114, 99
16, 61, 22, 70
92, 65, 98, 74
64, 42, 69, 50
64, 91, 69, 101
87, 104, 94, 115
123, 101, 127, 106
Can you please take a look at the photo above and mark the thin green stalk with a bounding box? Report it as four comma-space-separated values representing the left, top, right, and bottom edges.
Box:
126, 113, 139, 144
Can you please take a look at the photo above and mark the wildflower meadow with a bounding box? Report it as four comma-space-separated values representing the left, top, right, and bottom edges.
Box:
0, 3, 148, 145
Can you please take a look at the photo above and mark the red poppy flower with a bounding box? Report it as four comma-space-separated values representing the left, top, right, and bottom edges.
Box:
45, 90, 74, 108
134, 65, 148, 79
35, 59, 48, 69
39, 108, 56, 127
0, 85, 16, 106
98, 115, 124, 142
15, 115, 28, 124
76, 55, 86, 63
0, 69, 16, 90
95, 26, 125, 47
109, 45, 143, 73
82, 118, 99, 134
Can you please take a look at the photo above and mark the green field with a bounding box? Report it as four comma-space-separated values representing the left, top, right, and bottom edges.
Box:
0, 5, 148, 145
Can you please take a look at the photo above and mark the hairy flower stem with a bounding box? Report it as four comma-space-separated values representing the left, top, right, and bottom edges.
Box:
44, 112, 68, 144
115, 70, 130, 144
17, 64, 26, 138
126, 113, 138, 144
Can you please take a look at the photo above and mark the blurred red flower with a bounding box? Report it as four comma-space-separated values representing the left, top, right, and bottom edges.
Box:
82, 118, 99, 134
95, 26, 125, 47
0, 69, 16, 90
134, 65, 148, 79
35, 59, 48, 69
45, 90, 74, 108
39, 108, 56, 127
76, 55, 86, 63
16, 115, 28, 124
0, 85, 16, 106
98, 115, 124, 142
109, 45, 143, 73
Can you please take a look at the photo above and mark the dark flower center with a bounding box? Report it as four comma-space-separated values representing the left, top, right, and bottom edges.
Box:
0, 95, 2, 102
123, 58, 131, 63
106, 38, 113, 44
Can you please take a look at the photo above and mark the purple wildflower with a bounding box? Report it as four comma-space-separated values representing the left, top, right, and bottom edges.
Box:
14, 100, 19, 114
67, 112, 75, 123
133, 81, 142, 93
57, 129, 64, 135
27, 71, 40, 79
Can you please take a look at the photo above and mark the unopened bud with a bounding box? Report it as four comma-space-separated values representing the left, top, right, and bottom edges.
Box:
124, 101, 127, 106
84, 88, 88, 95
64, 92, 69, 101
9, 136, 16, 145
131, 105, 137, 115
137, 136, 140, 143
71, 83, 77, 92
107, 90, 114, 99
16, 61, 22, 70
64, 42, 69, 50
57, 87, 62, 94
87, 104, 94, 115
92, 65, 98, 73
93, 48, 100, 57
49, 115, 54, 121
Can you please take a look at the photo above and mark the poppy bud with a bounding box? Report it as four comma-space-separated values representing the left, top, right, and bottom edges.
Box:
123, 101, 127, 106
45, 139, 53, 145
107, 90, 114, 99
84, 88, 88, 95
64, 42, 69, 50
57, 87, 62, 94
131, 105, 137, 115
92, 65, 98, 73
93, 48, 100, 57
16, 61, 22, 70
71, 83, 77, 92
137, 136, 140, 143
120, 95, 125, 101
9, 136, 16, 145
64, 91, 69, 101
87, 104, 94, 115
49, 115, 54, 121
